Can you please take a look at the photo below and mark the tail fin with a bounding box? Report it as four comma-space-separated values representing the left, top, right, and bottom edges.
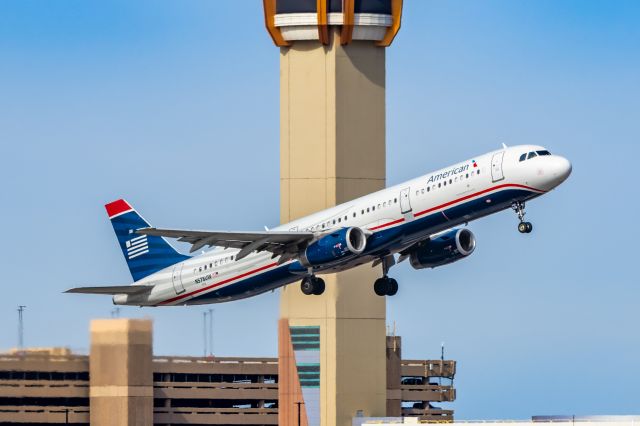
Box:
105, 199, 189, 281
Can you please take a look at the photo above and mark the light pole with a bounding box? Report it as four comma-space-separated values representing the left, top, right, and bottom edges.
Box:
17, 305, 26, 351
294, 401, 304, 426
208, 308, 214, 356
203, 311, 208, 357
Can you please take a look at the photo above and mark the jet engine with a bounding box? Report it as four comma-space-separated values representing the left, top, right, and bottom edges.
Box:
409, 228, 476, 269
301, 227, 368, 267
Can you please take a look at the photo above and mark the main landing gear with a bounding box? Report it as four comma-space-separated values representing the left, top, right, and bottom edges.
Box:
512, 201, 533, 234
374, 277, 398, 296
300, 275, 325, 296
373, 255, 398, 297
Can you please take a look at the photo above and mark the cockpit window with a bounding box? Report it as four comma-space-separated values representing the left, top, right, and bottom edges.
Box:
527, 151, 538, 160
536, 150, 551, 156
519, 153, 526, 162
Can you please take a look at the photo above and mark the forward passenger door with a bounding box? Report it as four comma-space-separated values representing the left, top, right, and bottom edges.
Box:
491, 152, 505, 182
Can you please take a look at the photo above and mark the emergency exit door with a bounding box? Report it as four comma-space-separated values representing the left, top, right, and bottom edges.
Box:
172, 264, 185, 294
400, 187, 412, 214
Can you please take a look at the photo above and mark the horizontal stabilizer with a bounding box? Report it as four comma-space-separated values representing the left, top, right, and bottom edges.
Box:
65, 285, 153, 295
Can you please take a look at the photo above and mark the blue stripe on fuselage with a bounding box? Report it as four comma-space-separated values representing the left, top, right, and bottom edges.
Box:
184, 188, 538, 304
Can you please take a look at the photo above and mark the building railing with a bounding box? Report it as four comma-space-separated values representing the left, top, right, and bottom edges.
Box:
153, 356, 278, 366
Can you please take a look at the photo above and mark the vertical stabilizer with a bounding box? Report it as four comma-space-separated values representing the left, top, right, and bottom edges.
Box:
105, 199, 189, 281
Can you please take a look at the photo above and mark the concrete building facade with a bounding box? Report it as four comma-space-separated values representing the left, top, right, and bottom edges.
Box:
0, 320, 455, 425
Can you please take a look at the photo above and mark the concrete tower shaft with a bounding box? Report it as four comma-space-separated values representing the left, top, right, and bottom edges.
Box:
264, 1, 403, 425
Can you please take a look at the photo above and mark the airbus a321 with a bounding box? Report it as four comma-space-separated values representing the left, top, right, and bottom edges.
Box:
67, 145, 571, 306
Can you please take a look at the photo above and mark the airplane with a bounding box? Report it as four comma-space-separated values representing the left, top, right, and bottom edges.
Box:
66, 145, 571, 306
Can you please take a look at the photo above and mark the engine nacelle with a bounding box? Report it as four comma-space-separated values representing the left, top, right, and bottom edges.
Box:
301, 227, 367, 267
409, 228, 476, 269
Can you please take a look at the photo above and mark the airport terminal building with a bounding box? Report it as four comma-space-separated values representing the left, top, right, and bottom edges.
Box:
0, 319, 455, 425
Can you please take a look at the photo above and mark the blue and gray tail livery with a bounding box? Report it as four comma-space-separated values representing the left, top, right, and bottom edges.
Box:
105, 199, 189, 281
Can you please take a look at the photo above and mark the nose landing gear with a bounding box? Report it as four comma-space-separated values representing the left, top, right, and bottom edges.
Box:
512, 201, 533, 234
300, 275, 325, 295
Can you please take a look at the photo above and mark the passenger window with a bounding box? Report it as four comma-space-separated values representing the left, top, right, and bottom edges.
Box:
210, 263, 212, 268
367, 208, 370, 213
353, 212, 356, 218
443, 181, 447, 186
204, 265, 207, 270
449, 179, 452, 184
372, 206, 376, 211
477, 170, 480, 174
416, 190, 419, 196
528, 152, 537, 160
338, 218, 341, 223
361, 210, 364, 214
383, 202, 387, 207
199, 267, 202, 272
394, 198, 397, 203
438, 183, 441, 188
519, 153, 526, 162
466, 173, 469, 178
427, 187, 430, 192
421, 189, 424, 195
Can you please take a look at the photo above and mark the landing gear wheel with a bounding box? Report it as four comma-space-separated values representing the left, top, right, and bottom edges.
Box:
386, 278, 398, 296
312, 277, 325, 295
374, 277, 399, 296
374, 278, 388, 296
300, 276, 326, 296
300, 277, 315, 295
518, 221, 533, 234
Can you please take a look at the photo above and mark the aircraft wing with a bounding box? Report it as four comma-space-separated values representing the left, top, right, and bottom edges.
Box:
65, 285, 153, 295
136, 228, 315, 263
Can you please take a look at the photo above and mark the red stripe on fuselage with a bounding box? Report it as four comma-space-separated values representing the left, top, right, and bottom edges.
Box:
369, 217, 405, 231
413, 183, 545, 218
158, 262, 279, 305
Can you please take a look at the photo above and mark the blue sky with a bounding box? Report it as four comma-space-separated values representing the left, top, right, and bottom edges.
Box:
1, 0, 639, 419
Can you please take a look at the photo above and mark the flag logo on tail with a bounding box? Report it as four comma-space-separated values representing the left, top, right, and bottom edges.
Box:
126, 235, 149, 259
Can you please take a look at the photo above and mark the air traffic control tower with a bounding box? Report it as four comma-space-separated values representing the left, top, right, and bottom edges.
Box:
262, 1, 403, 425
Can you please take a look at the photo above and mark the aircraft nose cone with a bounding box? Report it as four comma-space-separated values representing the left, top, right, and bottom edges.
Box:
549, 155, 572, 186
556, 156, 572, 181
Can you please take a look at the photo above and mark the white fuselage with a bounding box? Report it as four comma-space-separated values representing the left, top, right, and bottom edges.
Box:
114, 145, 571, 306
